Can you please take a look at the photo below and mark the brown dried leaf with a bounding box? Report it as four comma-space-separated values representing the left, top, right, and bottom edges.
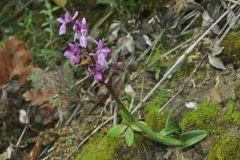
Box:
209, 88, 222, 103
0, 36, 34, 85
0, 152, 8, 160
29, 143, 41, 160
23, 88, 56, 106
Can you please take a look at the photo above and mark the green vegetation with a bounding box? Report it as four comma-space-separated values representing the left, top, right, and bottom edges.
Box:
180, 100, 240, 135
180, 101, 222, 135
222, 31, 240, 67
208, 135, 240, 160
75, 135, 119, 160
145, 109, 168, 132
144, 88, 172, 132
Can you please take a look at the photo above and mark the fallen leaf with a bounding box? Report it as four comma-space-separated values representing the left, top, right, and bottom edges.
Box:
0, 152, 8, 160
23, 68, 70, 125
211, 44, 223, 56
209, 88, 222, 103
124, 85, 136, 97
185, 101, 197, 109
23, 88, 56, 106
208, 54, 226, 70
19, 109, 29, 124
0, 36, 34, 85
108, 21, 120, 42
29, 143, 41, 160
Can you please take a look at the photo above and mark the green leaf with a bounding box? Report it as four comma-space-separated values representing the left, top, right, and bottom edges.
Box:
180, 130, 208, 148
125, 127, 134, 147
160, 126, 179, 136
96, 0, 113, 5
120, 111, 131, 123
107, 124, 127, 138
53, 0, 67, 7
130, 121, 147, 132
161, 114, 179, 136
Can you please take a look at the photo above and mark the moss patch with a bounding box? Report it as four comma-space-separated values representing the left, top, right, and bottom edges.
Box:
179, 101, 223, 135
144, 89, 172, 132
221, 31, 240, 67
208, 135, 240, 160
75, 135, 119, 160
145, 109, 168, 132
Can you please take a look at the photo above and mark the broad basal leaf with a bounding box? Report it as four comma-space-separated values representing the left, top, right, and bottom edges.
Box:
125, 127, 134, 147
107, 124, 127, 138
180, 130, 208, 148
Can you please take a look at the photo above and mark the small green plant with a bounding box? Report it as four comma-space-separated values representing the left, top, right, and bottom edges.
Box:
107, 112, 147, 147
27, 71, 41, 90
56, 10, 208, 149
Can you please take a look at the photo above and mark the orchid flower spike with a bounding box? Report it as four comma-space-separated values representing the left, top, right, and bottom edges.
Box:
57, 11, 78, 35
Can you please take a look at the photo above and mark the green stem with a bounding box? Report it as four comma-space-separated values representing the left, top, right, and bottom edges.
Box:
105, 84, 182, 146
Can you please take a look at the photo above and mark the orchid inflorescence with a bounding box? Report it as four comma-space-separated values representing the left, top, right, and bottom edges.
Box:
57, 11, 119, 82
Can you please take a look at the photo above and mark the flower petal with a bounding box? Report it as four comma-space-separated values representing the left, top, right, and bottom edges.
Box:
81, 18, 87, 33
64, 50, 74, 57
101, 47, 110, 54
72, 11, 78, 20
57, 17, 65, 23
95, 71, 102, 81
64, 12, 71, 23
74, 33, 81, 41
59, 24, 66, 35
80, 35, 87, 48
70, 55, 80, 65
97, 54, 107, 66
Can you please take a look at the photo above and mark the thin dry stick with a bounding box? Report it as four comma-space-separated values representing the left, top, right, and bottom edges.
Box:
129, 37, 193, 83
147, 36, 194, 69
181, 13, 200, 34
159, 9, 240, 112
217, 12, 240, 44
131, 4, 236, 115
227, 0, 240, 5
90, 9, 114, 36
65, 104, 82, 126
15, 125, 28, 149
159, 54, 208, 112
137, 30, 165, 62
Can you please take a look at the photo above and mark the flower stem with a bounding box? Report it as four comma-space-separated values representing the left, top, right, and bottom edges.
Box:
105, 84, 182, 146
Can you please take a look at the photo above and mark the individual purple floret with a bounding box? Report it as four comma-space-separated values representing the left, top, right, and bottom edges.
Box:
95, 39, 110, 67
57, 11, 78, 35
64, 43, 81, 65
73, 18, 88, 48
70, 55, 80, 65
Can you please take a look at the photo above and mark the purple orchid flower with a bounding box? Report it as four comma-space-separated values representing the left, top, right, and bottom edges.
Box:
73, 20, 81, 41
87, 64, 104, 82
70, 55, 80, 65
64, 43, 81, 65
95, 70, 103, 82
57, 11, 78, 35
73, 18, 88, 48
95, 39, 110, 67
